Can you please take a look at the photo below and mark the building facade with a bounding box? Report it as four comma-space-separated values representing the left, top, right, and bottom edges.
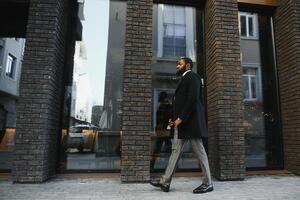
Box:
0, 0, 299, 183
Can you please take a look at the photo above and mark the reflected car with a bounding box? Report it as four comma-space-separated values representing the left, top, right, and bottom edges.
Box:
64, 124, 98, 152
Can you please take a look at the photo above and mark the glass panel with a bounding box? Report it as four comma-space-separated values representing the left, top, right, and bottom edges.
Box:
164, 24, 174, 36
0, 38, 26, 170
244, 99, 266, 167
243, 66, 265, 167
163, 5, 174, 24
5, 55, 13, 77
242, 75, 250, 99
174, 37, 186, 57
61, 0, 124, 171
258, 15, 283, 168
240, 15, 247, 36
174, 25, 185, 37
248, 17, 254, 37
163, 37, 175, 57
161, 5, 186, 59
152, 4, 200, 172
240, 12, 283, 169
174, 6, 185, 25
251, 76, 256, 98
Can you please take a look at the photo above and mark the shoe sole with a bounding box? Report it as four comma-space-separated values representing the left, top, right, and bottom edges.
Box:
160, 186, 170, 192
193, 187, 214, 194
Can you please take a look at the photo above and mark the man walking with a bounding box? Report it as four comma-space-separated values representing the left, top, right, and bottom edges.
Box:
149, 57, 213, 194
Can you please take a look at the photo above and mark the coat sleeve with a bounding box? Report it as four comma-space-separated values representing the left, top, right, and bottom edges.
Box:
178, 73, 200, 122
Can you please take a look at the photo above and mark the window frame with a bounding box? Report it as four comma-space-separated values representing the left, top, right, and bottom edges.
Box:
239, 12, 259, 40
157, 4, 196, 61
5, 53, 16, 79
0, 45, 3, 73
242, 63, 263, 102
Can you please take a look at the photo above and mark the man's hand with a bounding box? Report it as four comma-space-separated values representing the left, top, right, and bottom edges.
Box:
169, 119, 174, 127
169, 118, 182, 127
174, 118, 182, 127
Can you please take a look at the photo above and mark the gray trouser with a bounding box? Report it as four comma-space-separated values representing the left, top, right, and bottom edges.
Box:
160, 129, 212, 186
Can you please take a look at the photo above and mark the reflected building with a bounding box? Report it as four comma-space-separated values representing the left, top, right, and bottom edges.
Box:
71, 41, 92, 124
0, 38, 25, 129
100, 1, 126, 131
91, 105, 103, 126
0, 38, 25, 169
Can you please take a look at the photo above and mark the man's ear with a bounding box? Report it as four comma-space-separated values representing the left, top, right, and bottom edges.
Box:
186, 63, 191, 70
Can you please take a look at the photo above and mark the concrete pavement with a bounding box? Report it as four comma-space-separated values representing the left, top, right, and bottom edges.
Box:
0, 173, 299, 200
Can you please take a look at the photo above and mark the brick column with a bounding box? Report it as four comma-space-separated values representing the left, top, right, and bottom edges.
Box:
121, 0, 153, 182
274, 0, 300, 175
13, 0, 73, 183
205, 0, 245, 180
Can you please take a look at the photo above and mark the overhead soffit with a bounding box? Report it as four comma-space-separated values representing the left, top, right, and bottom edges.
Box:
238, 0, 278, 7
153, 0, 278, 7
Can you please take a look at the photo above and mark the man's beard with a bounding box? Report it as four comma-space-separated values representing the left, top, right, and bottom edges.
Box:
176, 69, 185, 76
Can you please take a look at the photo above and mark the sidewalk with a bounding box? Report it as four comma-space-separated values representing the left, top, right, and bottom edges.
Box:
0, 173, 299, 200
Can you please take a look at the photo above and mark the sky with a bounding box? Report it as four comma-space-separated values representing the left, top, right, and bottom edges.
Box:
80, 0, 109, 106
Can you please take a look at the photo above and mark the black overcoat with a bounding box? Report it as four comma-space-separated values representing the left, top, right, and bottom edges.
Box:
173, 71, 208, 139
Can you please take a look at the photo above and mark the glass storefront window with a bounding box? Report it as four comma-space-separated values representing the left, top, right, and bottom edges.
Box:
60, 0, 126, 171
0, 37, 25, 171
239, 11, 283, 169
151, 3, 204, 172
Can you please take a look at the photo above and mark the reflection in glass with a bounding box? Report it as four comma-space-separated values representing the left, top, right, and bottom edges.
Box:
151, 91, 173, 171
61, 0, 125, 171
5, 54, 15, 78
152, 4, 201, 171
162, 5, 186, 57
240, 12, 283, 168
240, 16, 247, 36
239, 12, 258, 38
248, 17, 254, 37
243, 68, 258, 100
0, 37, 25, 170
157, 4, 196, 60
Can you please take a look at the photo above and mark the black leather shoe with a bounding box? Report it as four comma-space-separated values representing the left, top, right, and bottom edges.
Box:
149, 180, 170, 192
193, 183, 214, 194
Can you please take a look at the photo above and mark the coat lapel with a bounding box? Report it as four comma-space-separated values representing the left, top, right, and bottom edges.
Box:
175, 71, 191, 94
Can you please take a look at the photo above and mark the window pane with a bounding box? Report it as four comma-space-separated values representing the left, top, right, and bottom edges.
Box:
243, 75, 250, 99
61, 0, 123, 171
161, 5, 186, 58
174, 36, 186, 57
251, 76, 256, 98
174, 6, 185, 24
240, 16, 247, 36
244, 68, 256, 75
174, 25, 185, 37
248, 17, 254, 37
243, 67, 265, 168
164, 24, 174, 36
163, 37, 175, 57
6, 55, 14, 78
240, 13, 282, 168
163, 5, 174, 24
